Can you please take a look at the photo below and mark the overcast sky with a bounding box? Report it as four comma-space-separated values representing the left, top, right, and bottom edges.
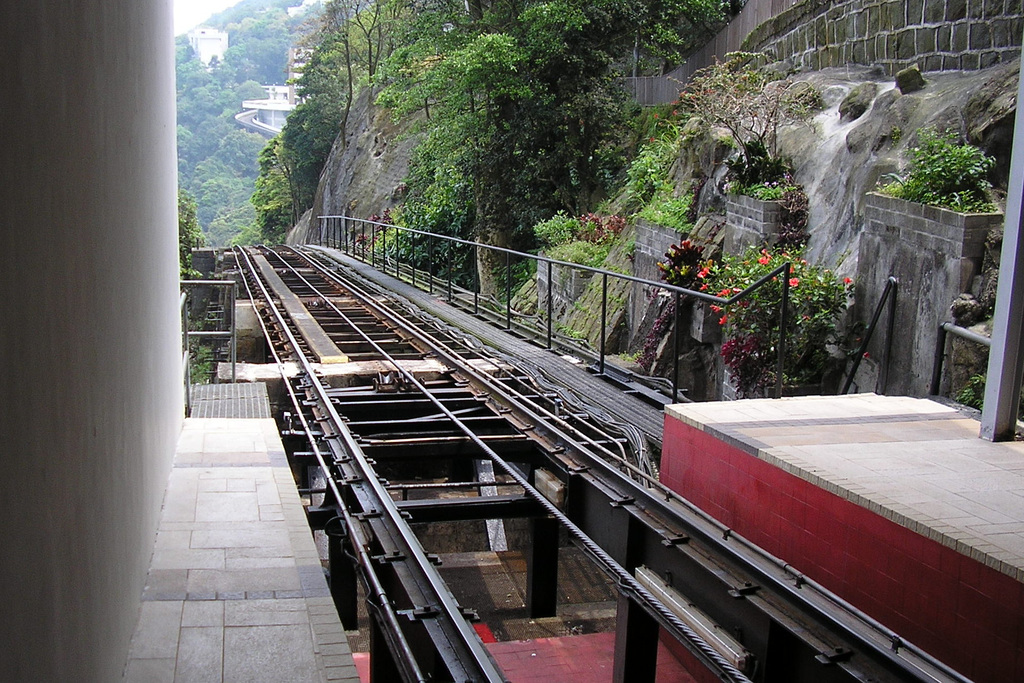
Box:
174, 0, 245, 35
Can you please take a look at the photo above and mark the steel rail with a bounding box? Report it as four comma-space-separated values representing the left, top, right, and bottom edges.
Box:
298, 247, 641, 470
265, 246, 753, 683
295, 245, 971, 683
235, 247, 445, 683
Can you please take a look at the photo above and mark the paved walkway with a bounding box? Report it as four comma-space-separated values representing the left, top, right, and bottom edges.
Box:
122, 415, 359, 683
667, 393, 1024, 582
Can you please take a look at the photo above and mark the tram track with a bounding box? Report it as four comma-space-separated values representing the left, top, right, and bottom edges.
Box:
232, 244, 969, 683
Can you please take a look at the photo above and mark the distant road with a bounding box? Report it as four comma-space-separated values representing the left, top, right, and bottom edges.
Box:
234, 109, 278, 139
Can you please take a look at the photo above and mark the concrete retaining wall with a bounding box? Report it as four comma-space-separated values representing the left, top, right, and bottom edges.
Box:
856, 192, 1003, 395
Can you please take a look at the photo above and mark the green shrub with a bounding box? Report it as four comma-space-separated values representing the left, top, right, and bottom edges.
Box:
534, 212, 580, 248
548, 240, 612, 267
880, 128, 996, 213
639, 193, 694, 233
625, 133, 680, 208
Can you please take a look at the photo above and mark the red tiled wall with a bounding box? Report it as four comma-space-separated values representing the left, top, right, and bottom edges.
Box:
662, 414, 1024, 683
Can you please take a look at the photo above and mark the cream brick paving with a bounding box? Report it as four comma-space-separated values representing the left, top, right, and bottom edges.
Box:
667, 393, 1024, 582
123, 418, 358, 683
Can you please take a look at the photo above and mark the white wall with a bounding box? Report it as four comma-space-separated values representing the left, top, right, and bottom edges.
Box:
0, 1, 183, 680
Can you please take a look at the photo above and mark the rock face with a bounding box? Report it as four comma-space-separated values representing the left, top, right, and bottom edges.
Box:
838, 82, 878, 122
287, 89, 422, 244
778, 60, 1018, 277
895, 64, 927, 93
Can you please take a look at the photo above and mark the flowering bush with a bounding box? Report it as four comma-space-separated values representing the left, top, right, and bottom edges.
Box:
706, 246, 852, 397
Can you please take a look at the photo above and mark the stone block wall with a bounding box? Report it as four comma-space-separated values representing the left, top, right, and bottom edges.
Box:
629, 220, 683, 338
856, 193, 1003, 395
537, 258, 597, 320
724, 195, 782, 255
743, 0, 1023, 74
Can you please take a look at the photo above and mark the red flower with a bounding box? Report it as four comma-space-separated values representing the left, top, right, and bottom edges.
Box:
843, 277, 852, 285
718, 315, 728, 325
710, 304, 721, 313
699, 283, 708, 291
757, 249, 771, 265
789, 278, 800, 287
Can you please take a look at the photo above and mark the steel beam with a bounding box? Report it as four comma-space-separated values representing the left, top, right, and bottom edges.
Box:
982, 52, 1024, 440
526, 516, 560, 618
613, 592, 659, 683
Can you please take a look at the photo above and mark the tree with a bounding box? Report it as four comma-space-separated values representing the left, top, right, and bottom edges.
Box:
247, 137, 296, 244
178, 189, 205, 278
374, 0, 721, 291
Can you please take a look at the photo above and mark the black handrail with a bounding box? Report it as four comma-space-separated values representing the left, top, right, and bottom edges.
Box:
842, 277, 897, 395
318, 215, 794, 399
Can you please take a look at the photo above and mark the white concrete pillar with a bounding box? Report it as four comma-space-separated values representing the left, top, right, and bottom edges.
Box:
0, 1, 182, 680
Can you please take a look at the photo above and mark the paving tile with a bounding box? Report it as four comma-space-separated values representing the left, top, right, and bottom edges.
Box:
187, 567, 302, 593
224, 599, 310, 626
129, 601, 184, 659
190, 528, 292, 550
182, 600, 225, 628
174, 627, 223, 683
195, 491, 262, 523
223, 625, 320, 682
152, 548, 226, 571
124, 657, 176, 683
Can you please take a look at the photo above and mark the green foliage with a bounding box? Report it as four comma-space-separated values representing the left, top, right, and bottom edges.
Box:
548, 241, 612, 267
375, 0, 717, 264
625, 131, 680, 208
880, 128, 996, 213
680, 52, 817, 189
239, 137, 294, 245
176, 4, 306, 245
638, 192, 693, 233
532, 212, 626, 252
534, 212, 580, 248
956, 374, 987, 410
178, 189, 205, 278
706, 246, 852, 397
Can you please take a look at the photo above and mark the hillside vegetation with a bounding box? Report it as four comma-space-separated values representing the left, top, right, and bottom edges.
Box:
176, 0, 313, 246
250, 0, 732, 256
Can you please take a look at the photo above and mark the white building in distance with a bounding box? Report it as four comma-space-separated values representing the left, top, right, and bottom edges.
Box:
188, 27, 228, 66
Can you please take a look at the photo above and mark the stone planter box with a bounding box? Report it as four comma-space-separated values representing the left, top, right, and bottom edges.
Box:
537, 255, 594, 319
856, 192, 1003, 396
725, 194, 782, 255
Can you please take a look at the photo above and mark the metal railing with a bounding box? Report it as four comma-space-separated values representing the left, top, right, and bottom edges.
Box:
842, 276, 897, 395
180, 279, 238, 414
317, 216, 797, 400
930, 321, 992, 396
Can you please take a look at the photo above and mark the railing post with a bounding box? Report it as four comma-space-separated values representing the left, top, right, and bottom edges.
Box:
411, 232, 417, 289
776, 263, 791, 399
474, 243, 479, 315
229, 282, 237, 383
880, 278, 897, 394
505, 251, 512, 330
672, 291, 680, 403
546, 261, 553, 350
361, 224, 366, 260
447, 240, 453, 301
599, 272, 608, 374
371, 226, 377, 268
428, 235, 434, 294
